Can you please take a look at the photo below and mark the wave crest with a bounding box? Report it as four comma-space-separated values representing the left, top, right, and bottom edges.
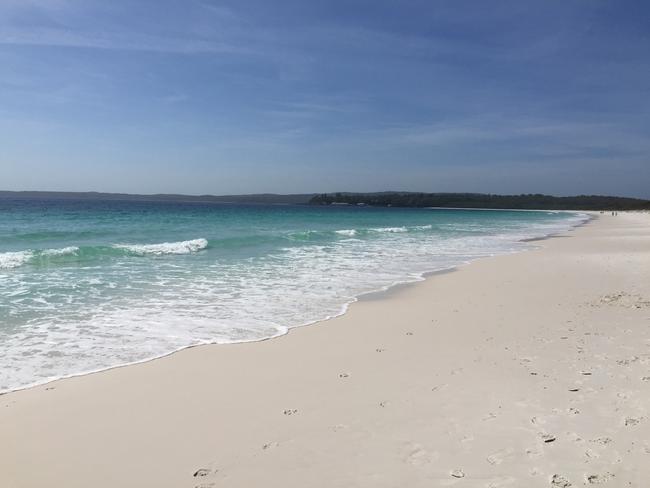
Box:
0, 251, 34, 269
369, 227, 408, 233
113, 238, 208, 255
0, 246, 81, 269
41, 246, 79, 257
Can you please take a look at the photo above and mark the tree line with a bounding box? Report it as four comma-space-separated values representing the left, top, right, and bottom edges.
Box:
309, 192, 650, 210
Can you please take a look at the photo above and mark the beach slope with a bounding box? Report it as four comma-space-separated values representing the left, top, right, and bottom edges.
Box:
1, 212, 649, 487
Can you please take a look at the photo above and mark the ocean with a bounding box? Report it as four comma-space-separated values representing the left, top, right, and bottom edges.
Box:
0, 198, 588, 392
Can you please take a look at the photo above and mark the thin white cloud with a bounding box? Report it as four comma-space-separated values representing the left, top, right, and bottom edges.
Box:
0, 0, 257, 55
0, 26, 251, 54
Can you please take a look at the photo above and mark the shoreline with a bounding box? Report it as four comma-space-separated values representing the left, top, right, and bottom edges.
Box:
0, 212, 590, 396
2, 211, 648, 487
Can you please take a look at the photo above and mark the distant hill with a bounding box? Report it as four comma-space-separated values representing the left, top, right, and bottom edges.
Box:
0, 191, 315, 205
309, 192, 650, 211
1, 191, 649, 210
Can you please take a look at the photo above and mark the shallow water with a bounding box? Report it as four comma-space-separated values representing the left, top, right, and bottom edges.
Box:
0, 198, 587, 392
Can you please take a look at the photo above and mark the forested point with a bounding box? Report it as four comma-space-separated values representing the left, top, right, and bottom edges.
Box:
309, 192, 650, 210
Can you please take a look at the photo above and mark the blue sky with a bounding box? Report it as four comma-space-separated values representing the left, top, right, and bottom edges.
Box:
1, 1, 649, 197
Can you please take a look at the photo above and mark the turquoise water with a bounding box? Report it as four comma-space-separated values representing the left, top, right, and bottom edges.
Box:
0, 198, 587, 392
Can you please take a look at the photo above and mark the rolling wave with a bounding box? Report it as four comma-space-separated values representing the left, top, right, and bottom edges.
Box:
113, 238, 208, 255
0, 239, 208, 269
369, 226, 408, 233
41, 246, 80, 257
0, 247, 81, 269
292, 225, 432, 240
0, 250, 34, 269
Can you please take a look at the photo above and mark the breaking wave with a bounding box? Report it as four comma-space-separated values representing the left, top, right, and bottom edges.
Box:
113, 238, 208, 255
0, 250, 34, 269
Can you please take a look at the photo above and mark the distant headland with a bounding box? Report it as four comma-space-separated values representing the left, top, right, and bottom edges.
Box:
309, 192, 650, 210
1, 190, 649, 211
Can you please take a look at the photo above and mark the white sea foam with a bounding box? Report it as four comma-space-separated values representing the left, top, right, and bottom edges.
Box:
0, 250, 34, 269
113, 238, 208, 255
41, 246, 79, 256
335, 229, 357, 237
0, 246, 82, 269
370, 226, 408, 233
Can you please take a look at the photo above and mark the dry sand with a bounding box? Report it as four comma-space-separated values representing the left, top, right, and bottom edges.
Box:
1, 212, 649, 487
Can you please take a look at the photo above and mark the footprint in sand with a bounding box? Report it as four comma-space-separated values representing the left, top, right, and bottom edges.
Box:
525, 446, 543, 459
540, 433, 557, 443
486, 448, 514, 465
404, 444, 439, 467
566, 432, 584, 443
624, 416, 643, 427
590, 437, 613, 446
262, 441, 279, 450
616, 356, 640, 366
450, 469, 465, 478
485, 476, 516, 487
586, 472, 614, 484
550, 474, 572, 487
338, 372, 350, 378
283, 408, 298, 416
193, 468, 218, 487
596, 292, 650, 309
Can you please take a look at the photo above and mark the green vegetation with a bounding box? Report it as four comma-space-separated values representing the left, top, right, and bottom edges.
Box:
309, 192, 650, 210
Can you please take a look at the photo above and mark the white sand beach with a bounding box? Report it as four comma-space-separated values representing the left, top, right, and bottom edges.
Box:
1, 212, 649, 487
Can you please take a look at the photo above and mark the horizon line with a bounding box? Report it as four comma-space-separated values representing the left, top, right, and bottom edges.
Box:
0, 189, 648, 201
